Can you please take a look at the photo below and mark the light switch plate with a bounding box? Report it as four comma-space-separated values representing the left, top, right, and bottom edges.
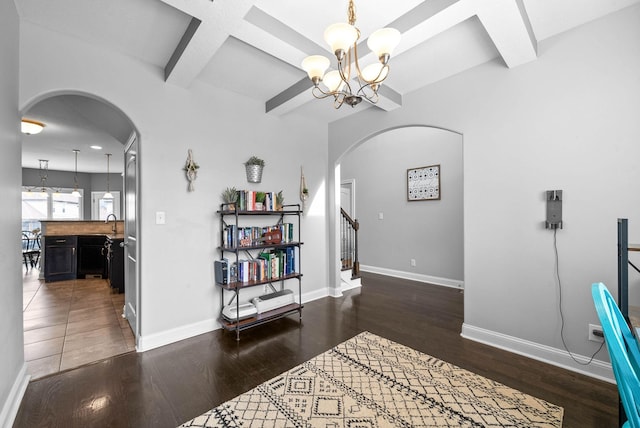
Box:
156, 211, 166, 224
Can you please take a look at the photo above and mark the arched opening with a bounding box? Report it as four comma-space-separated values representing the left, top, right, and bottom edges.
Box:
20, 92, 139, 379
333, 125, 464, 293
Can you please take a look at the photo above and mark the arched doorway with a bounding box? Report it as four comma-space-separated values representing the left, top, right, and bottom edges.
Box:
20, 92, 139, 379
331, 125, 464, 294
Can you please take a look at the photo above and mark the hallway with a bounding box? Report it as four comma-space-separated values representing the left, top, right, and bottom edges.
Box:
22, 269, 135, 379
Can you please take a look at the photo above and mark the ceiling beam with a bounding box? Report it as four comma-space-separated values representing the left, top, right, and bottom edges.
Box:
160, 0, 254, 87
476, 0, 538, 68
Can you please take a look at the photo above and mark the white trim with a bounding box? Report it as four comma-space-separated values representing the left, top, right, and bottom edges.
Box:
461, 323, 614, 383
0, 363, 30, 428
360, 264, 464, 289
301, 287, 330, 303
137, 287, 331, 352
138, 318, 219, 352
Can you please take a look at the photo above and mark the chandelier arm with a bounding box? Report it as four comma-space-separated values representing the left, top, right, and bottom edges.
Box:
311, 85, 340, 100
355, 83, 380, 104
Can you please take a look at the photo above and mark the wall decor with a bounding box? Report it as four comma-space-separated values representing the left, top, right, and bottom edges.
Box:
407, 164, 440, 201
184, 149, 199, 192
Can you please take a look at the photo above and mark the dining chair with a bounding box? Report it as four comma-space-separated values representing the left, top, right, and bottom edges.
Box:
21, 231, 41, 270
592, 282, 640, 427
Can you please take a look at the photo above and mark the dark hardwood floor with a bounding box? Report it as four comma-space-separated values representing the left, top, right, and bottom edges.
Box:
14, 272, 617, 427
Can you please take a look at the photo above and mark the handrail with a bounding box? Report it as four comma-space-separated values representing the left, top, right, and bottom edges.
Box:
340, 208, 360, 278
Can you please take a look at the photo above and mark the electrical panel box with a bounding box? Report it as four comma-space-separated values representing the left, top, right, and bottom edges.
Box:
545, 190, 563, 229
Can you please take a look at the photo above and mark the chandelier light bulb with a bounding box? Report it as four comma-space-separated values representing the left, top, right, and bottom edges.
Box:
301, 55, 330, 83
323, 70, 345, 92
361, 63, 389, 84
367, 28, 401, 61
324, 23, 358, 57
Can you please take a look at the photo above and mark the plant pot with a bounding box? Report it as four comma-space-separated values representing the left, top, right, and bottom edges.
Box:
245, 165, 263, 183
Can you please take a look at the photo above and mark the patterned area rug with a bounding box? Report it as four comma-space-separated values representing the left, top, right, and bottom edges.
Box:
179, 331, 563, 427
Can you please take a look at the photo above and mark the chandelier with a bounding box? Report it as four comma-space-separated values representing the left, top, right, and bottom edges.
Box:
301, 0, 400, 109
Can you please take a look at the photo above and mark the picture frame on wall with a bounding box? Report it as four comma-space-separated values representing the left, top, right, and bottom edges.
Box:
407, 164, 440, 201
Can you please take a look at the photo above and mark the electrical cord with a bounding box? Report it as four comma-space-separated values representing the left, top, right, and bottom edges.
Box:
554, 227, 605, 365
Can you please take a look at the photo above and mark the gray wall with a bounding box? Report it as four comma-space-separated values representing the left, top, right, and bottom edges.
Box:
328, 4, 640, 379
22, 168, 123, 219
0, 1, 27, 426
340, 126, 463, 283
19, 18, 330, 350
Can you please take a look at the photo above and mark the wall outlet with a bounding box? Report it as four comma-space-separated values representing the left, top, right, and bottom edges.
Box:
410, 258, 416, 267
588, 323, 604, 342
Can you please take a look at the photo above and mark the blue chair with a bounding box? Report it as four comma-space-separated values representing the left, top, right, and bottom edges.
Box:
592, 282, 640, 427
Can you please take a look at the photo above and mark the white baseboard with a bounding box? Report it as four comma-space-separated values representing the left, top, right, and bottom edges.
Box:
360, 265, 464, 289
138, 287, 330, 352
138, 318, 219, 352
0, 363, 30, 428
301, 287, 329, 303
461, 323, 614, 383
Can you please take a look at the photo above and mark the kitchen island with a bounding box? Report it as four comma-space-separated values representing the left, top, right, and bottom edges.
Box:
40, 220, 125, 289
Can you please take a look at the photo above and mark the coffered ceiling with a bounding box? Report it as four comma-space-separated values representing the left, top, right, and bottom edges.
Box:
16, 0, 639, 173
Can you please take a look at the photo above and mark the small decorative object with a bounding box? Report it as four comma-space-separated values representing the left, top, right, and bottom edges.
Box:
407, 164, 440, 201
221, 186, 238, 210
262, 229, 282, 245
300, 166, 309, 208
244, 156, 265, 183
255, 191, 266, 211
184, 149, 199, 192
275, 190, 284, 210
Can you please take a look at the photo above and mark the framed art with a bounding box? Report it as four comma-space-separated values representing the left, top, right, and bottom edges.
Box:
407, 164, 440, 201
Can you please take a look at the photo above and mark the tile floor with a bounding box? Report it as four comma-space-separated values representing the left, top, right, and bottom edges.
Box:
22, 268, 135, 380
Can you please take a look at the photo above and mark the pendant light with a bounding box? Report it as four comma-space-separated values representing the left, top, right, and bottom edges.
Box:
71, 149, 81, 197
104, 153, 113, 199
38, 159, 49, 195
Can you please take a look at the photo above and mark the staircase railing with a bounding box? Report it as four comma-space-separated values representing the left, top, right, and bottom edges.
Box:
340, 208, 360, 278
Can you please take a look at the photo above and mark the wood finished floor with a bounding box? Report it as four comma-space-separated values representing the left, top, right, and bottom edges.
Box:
22, 268, 135, 380
14, 272, 617, 427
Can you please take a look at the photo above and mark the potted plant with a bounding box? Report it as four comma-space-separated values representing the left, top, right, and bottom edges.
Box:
221, 186, 238, 210
255, 191, 266, 211
244, 156, 265, 183
275, 190, 284, 210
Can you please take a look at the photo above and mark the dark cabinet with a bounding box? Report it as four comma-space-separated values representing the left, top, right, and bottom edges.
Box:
107, 238, 124, 293
44, 236, 78, 282
77, 236, 108, 278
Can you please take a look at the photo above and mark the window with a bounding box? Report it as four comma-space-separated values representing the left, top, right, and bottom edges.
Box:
91, 191, 121, 220
22, 188, 83, 231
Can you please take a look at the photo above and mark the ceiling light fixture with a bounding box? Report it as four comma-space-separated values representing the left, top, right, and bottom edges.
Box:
21, 119, 45, 135
104, 153, 113, 199
71, 149, 81, 197
301, 0, 400, 109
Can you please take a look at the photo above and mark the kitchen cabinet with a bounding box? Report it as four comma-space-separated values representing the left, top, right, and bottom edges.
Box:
107, 237, 124, 293
44, 236, 78, 282
77, 235, 108, 278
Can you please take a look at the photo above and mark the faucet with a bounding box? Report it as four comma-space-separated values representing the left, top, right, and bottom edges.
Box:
105, 213, 117, 234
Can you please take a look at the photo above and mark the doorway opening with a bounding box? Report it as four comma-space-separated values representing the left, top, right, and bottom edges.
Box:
20, 92, 139, 379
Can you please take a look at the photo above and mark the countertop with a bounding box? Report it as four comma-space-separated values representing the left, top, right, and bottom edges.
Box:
41, 220, 124, 237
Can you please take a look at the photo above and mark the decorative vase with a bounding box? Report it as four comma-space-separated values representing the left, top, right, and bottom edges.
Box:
246, 164, 263, 183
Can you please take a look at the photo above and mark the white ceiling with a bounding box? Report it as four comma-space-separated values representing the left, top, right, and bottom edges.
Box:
17, 0, 640, 173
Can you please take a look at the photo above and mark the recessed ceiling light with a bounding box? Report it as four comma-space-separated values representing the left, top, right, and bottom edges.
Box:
90, 145, 102, 150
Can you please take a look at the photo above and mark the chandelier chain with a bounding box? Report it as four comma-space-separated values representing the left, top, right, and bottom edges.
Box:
348, 0, 356, 25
